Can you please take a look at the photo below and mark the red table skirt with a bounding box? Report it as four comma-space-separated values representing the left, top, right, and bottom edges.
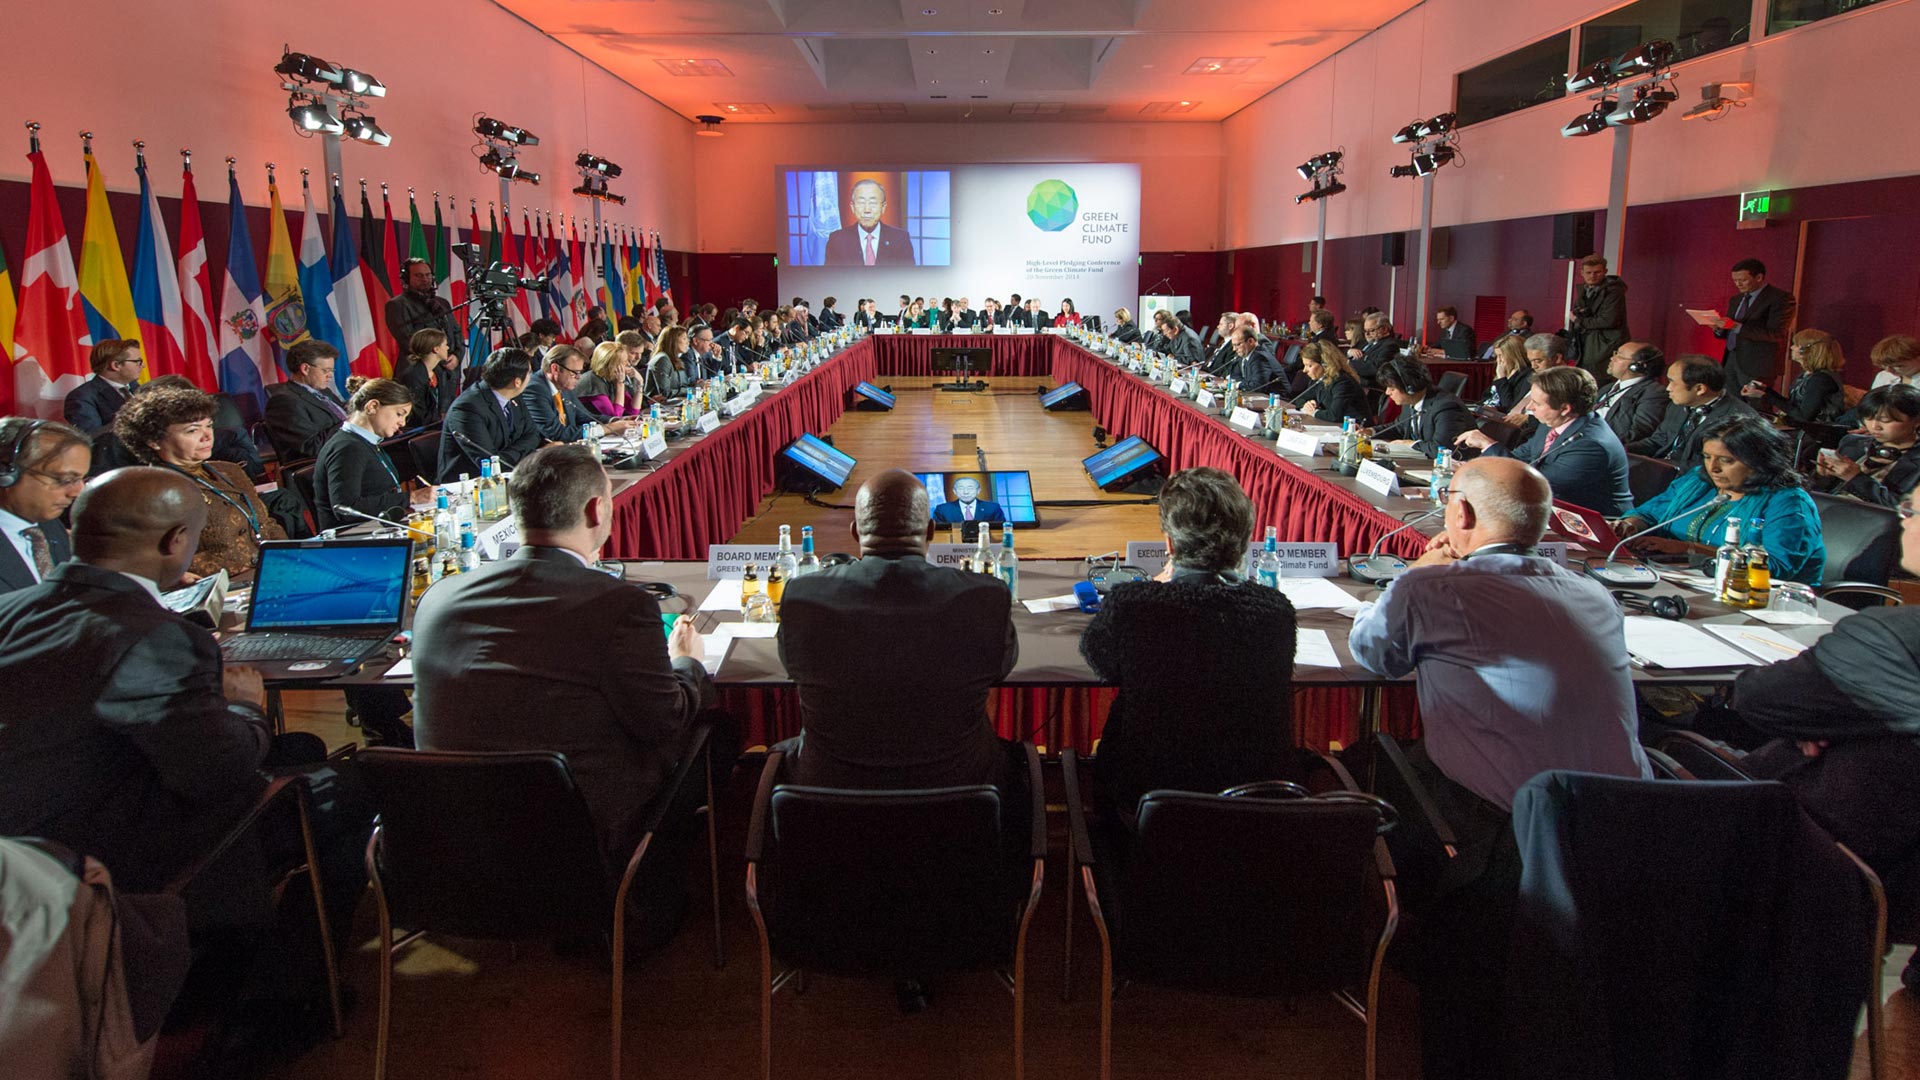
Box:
867, 333, 1055, 377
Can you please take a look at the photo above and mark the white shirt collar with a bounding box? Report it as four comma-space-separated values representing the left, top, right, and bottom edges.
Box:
859, 223, 880, 238
1610, 375, 1646, 390
343, 421, 381, 446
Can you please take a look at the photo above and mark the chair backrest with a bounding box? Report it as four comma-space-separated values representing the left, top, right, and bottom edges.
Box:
760, 783, 1010, 976
1507, 771, 1874, 1078
357, 748, 615, 940
220, 391, 264, 432
1625, 453, 1680, 506
281, 463, 318, 532
406, 431, 442, 486
1812, 491, 1901, 587
1115, 791, 1389, 995
1435, 370, 1468, 398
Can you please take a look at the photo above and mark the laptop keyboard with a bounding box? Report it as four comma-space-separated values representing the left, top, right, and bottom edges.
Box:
222, 634, 377, 661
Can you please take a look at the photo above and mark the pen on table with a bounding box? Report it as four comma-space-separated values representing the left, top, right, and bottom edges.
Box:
1738, 631, 1799, 656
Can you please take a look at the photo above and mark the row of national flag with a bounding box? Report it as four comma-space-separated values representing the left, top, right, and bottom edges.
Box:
3, 132, 675, 417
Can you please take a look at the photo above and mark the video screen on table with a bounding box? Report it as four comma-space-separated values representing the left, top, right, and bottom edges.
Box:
781, 170, 952, 268
917, 470, 1038, 526
781, 433, 858, 488
1083, 436, 1161, 489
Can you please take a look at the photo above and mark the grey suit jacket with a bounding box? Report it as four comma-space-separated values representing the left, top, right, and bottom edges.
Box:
0, 517, 70, 595
411, 546, 713, 857
775, 554, 1017, 790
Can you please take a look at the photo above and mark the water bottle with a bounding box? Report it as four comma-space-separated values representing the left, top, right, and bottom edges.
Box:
1714, 517, 1744, 597
458, 524, 480, 573
1429, 448, 1453, 502
1255, 526, 1282, 589
999, 525, 1019, 598
774, 524, 800, 583
650, 402, 664, 431
794, 525, 822, 577
973, 527, 1000, 578
432, 488, 458, 569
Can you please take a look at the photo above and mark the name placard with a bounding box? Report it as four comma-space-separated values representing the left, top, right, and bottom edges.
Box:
1275, 428, 1325, 456
474, 515, 521, 561
992, 325, 1013, 335
1195, 389, 1217, 409
746, 379, 764, 395
911, 326, 934, 335
636, 431, 668, 461
723, 390, 759, 417
1168, 377, 1188, 396
926, 543, 983, 570
1536, 541, 1569, 565
706, 543, 788, 579
1356, 459, 1402, 497
1015, 326, 1036, 335
1228, 406, 1262, 431
1266, 541, 1341, 576
695, 411, 722, 433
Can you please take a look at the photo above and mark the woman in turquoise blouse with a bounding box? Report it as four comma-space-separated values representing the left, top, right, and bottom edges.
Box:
1608, 414, 1827, 585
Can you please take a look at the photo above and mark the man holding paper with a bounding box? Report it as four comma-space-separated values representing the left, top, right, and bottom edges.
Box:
1712, 258, 1797, 389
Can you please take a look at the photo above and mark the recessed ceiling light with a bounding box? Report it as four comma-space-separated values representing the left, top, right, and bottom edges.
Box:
1183, 56, 1259, 75
927, 48, 937, 54
921, 7, 937, 13
1179, 100, 1191, 106
930, 79, 941, 84
655, 58, 734, 77
982, 49, 993, 54
987, 6, 1003, 13
979, 78, 990, 84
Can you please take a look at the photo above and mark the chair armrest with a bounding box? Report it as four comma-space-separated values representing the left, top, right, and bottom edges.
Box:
1021, 742, 1046, 861
164, 775, 302, 896
743, 751, 785, 865
1641, 745, 1696, 780
1817, 582, 1904, 606
1373, 733, 1459, 852
1060, 749, 1097, 869
635, 723, 713, 841
1309, 749, 1361, 793
1653, 730, 1758, 781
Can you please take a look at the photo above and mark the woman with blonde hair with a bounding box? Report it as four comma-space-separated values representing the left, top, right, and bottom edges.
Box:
1482, 334, 1533, 413
1741, 328, 1845, 423
577, 340, 644, 416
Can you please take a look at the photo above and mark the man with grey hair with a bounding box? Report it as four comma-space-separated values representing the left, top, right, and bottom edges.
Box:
1153, 309, 1205, 367
1354, 311, 1403, 383
775, 467, 1018, 791
1501, 332, 1575, 427
824, 178, 917, 266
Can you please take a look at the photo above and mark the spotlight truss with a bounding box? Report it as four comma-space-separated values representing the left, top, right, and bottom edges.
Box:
574, 152, 627, 203
1294, 150, 1346, 204
1388, 113, 1460, 180
1561, 39, 1678, 138
275, 45, 388, 144
475, 116, 541, 184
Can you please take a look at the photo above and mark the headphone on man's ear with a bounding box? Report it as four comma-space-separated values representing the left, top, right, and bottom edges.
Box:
1611, 589, 1689, 620
1626, 345, 1665, 377
0, 419, 51, 489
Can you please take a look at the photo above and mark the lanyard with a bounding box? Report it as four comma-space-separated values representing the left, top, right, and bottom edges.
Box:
169, 463, 261, 538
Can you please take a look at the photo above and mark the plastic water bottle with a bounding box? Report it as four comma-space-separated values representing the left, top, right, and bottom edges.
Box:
999, 525, 1019, 598
432, 488, 458, 572
973, 527, 1000, 578
794, 525, 822, 578
650, 402, 664, 430
475, 458, 497, 521
1429, 448, 1453, 502
774, 524, 800, 583
457, 524, 479, 573
1255, 526, 1282, 589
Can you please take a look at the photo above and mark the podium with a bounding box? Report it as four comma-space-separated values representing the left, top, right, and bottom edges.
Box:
932, 346, 992, 392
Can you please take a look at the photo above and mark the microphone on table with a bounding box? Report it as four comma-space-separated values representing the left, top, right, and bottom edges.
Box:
446, 425, 494, 464
1585, 494, 1730, 589
1348, 505, 1448, 586
330, 505, 416, 533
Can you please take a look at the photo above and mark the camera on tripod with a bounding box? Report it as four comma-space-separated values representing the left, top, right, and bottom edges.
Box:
451, 241, 547, 302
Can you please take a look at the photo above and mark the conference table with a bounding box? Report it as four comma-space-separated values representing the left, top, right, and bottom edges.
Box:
302, 330, 1839, 753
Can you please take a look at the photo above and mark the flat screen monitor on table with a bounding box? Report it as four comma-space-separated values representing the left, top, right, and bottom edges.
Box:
1082, 436, 1162, 492
917, 471, 1038, 526
780, 433, 858, 490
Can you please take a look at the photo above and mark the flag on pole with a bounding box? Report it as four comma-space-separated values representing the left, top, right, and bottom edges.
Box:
78, 142, 142, 370
655, 230, 673, 306
630, 228, 649, 313
600, 225, 621, 320
502, 209, 531, 335
297, 175, 346, 394
521, 210, 550, 324
262, 169, 310, 373
176, 156, 219, 390
430, 195, 450, 304
13, 136, 89, 416
131, 149, 189, 382
381, 187, 404, 311
486, 205, 501, 264
568, 217, 588, 333
547, 216, 574, 335
217, 163, 274, 408
449, 199, 475, 336
329, 179, 381, 383
362, 185, 398, 372
0, 234, 16, 391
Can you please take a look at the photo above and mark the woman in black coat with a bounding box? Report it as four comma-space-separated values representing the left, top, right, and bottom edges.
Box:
1290, 339, 1372, 427
1741, 328, 1846, 424
393, 328, 459, 428
314, 377, 413, 532
1816, 384, 1920, 508
1482, 335, 1533, 413
1079, 467, 1300, 823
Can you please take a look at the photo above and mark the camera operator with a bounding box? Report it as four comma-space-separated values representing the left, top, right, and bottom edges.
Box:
386, 257, 464, 363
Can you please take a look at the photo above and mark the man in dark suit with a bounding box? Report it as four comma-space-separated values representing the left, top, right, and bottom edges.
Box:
1014, 299, 1052, 330
851, 299, 882, 331
1569, 255, 1629, 379
1432, 306, 1478, 359
1204, 313, 1240, 375
719, 318, 760, 374
823, 179, 917, 267
385, 258, 464, 363
1372, 357, 1476, 457
1634, 356, 1760, 471
776, 468, 1017, 791
1354, 313, 1404, 384
521, 345, 633, 444
1714, 258, 1797, 389
952, 297, 977, 329
1153, 310, 1206, 367
438, 348, 543, 482
1480, 309, 1534, 359
981, 298, 1009, 328
1457, 366, 1634, 515
63, 338, 143, 435
816, 297, 843, 332
1595, 342, 1673, 449
1226, 327, 1286, 394
263, 340, 348, 463
0, 418, 89, 594
1306, 310, 1340, 347
413, 445, 714, 872
931, 476, 1006, 527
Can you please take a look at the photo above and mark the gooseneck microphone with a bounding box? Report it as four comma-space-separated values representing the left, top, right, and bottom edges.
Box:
330, 505, 416, 532
1585, 494, 1730, 588
1348, 505, 1448, 585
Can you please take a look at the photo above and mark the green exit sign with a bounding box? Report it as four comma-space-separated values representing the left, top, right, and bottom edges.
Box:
1738, 189, 1773, 229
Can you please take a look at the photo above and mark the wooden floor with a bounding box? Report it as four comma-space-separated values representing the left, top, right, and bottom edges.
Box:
266, 381, 1919, 1079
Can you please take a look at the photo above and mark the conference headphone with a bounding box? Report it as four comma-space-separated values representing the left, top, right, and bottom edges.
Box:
1084, 552, 1149, 594
0, 419, 51, 489
1625, 345, 1664, 377
1611, 589, 1689, 621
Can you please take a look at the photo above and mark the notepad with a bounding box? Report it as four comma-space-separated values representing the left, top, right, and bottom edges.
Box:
697, 577, 745, 612
1274, 576, 1360, 610
381, 657, 413, 680
1293, 628, 1342, 669
1705, 624, 1808, 662
1622, 616, 1760, 669
1021, 594, 1083, 614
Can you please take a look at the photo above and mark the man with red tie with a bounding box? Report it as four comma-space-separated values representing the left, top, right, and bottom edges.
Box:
824, 179, 918, 267
931, 476, 1005, 526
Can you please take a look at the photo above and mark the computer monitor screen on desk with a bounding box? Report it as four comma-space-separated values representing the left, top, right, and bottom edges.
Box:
780, 433, 857, 488
1083, 436, 1161, 490
918, 471, 1037, 525
248, 539, 412, 631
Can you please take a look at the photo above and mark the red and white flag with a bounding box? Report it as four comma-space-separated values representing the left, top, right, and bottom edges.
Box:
13, 143, 89, 415
176, 158, 220, 390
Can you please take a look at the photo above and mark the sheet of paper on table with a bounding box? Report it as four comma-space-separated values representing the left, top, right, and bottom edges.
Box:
1746, 609, 1830, 626
381, 657, 413, 679
1275, 576, 1362, 610
1294, 628, 1342, 669
1021, 593, 1083, 614
1622, 616, 1760, 669
1704, 624, 1808, 662
698, 577, 745, 612
1658, 570, 1721, 593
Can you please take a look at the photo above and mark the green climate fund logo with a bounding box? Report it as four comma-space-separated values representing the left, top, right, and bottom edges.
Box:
1026, 179, 1079, 232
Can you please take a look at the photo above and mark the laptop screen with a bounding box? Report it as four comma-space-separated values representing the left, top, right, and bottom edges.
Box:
247, 539, 413, 631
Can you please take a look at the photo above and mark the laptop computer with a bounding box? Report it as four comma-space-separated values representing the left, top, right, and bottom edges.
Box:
220, 537, 413, 677
1547, 499, 1624, 553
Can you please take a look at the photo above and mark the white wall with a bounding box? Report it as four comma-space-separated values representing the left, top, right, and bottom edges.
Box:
691, 121, 1223, 252
0, 0, 699, 247
1220, 0, 1920, 249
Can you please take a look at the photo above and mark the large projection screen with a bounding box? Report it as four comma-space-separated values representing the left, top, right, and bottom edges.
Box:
776, 163, 1142, 320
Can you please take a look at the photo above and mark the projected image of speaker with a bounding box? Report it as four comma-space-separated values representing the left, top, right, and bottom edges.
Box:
1038, 382, 1089, 411
851, 381, 896, 410
1082, 436, 1163, 494
918, 470, 1038, 528
778, 433, 857, 492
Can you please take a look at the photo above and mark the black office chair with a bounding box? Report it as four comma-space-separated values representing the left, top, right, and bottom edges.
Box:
1812, 492, 1905, 607
281, 462, 319, 533
1625, 452, 1680, 506
1435, 371, 1468, 398
405, 431, 442, 488
1649, 730, 1756, 781
745, 745, 1045, 1080
381, 434, 425, 487
1368, 732, 1469, 912
1061, 749, 1398, 1080
358, 724, 719, 1080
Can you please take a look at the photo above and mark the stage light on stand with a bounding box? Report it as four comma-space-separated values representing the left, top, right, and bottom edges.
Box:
1562, 100, 1615, 137
342, 110, 390, 146
1388, 163, 1418, 179
1391, 123, 1418, 145
576, 152, 622, 178
480, 146, 539, 183
275, 50, 343, 86
1411, 112, 1456, 139
340, 68, 386, 97
1606, 84, 1677, 126
474, 116, 539, 146
287, 96, 344, 135
1294, 179, 1346, 204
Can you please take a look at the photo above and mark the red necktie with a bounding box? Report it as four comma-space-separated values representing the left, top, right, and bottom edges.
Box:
863, 233, 876, 267
1543, 427, 1561, 455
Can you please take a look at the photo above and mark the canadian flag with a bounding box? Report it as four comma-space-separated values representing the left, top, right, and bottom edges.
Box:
13, 144, 89, 415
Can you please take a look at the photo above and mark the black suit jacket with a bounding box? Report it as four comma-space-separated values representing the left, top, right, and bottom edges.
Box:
1354, 337, 1402, 383
412, 546, 713, 858
1374, 391, 1476, 457
852, 310, 881, 331
63, 375, 135, 434
1717, 283, 1797, 387
1292, 374, 1371, 427
823, 222, 916, 266
0, 516, 70, 595
313, 428, 408, 532
1483, 368, 1532, 412
0, 562, 269, 891
1013, 309, 1052, 331
1437, 322, 1478, 358
1596, 377, 1672, 449
1081, 575, 1300, 815
1638, 392, 1760, 471
1485, 411, 1634, 516
1113, 321, 1142, 344
1754, 370, 1844, 424
438, 383, 541, 483
1231, 347, 1286, 394
264, 382, 347, 464
932, 499, 1006, 525
384, 291, 465, 360
520, 371, 606, 443
775, 554, 1017, 790
395, 361, 458, 428
1165, 327, 1205, 367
